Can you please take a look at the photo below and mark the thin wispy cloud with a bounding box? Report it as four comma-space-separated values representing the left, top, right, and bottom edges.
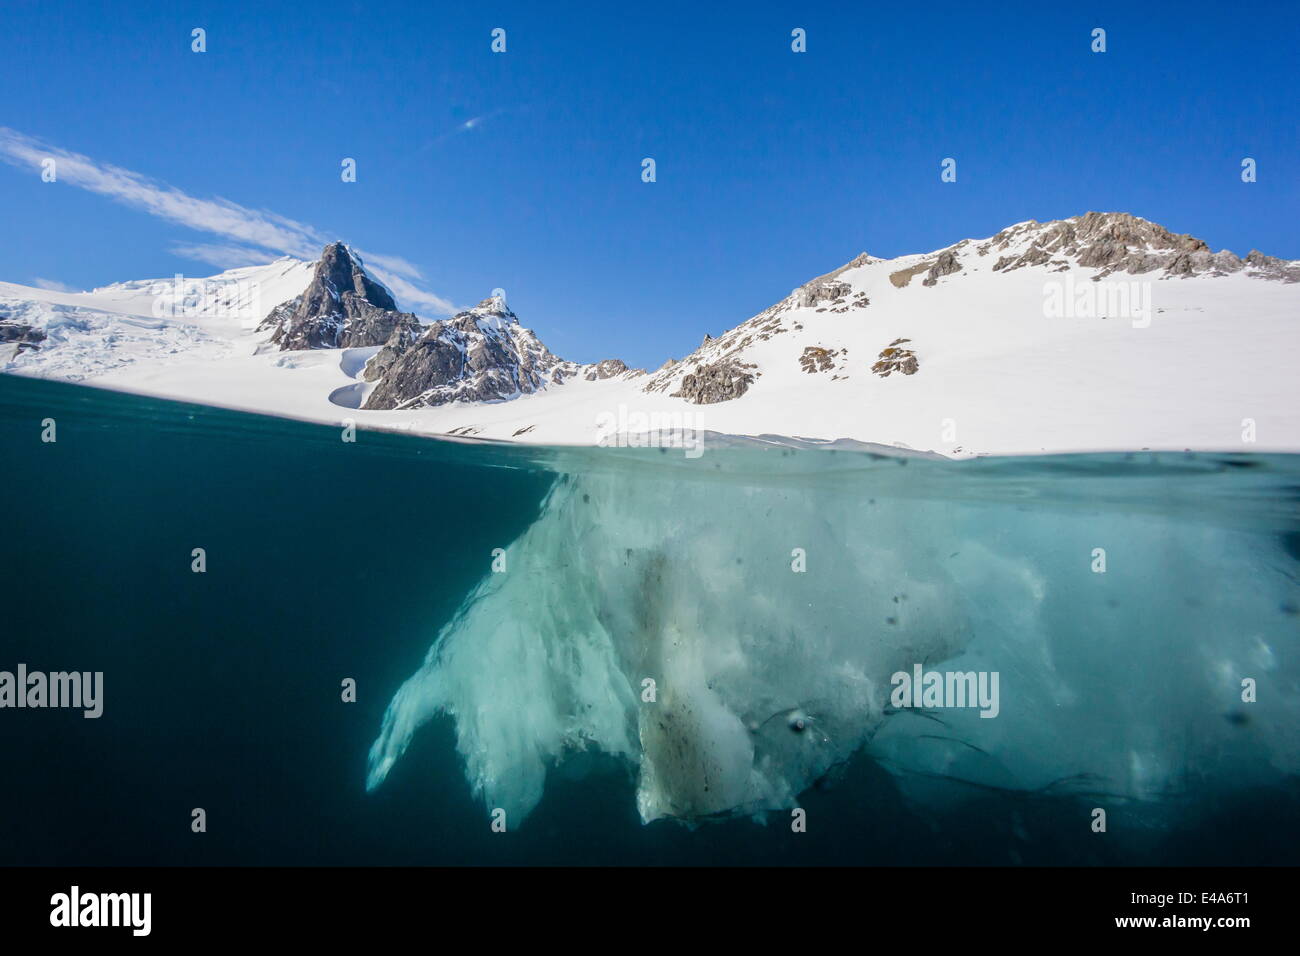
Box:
31, 277, 80, 293
169, 242, 286, 270
0, 126, 456, 315
361, 261, 456, 315
422, 109, 509, 151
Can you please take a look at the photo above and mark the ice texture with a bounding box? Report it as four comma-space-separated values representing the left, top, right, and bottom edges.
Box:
367, 449, 1300, 826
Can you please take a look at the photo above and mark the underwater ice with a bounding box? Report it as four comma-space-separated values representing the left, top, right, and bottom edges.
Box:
367, 449, 1300, 826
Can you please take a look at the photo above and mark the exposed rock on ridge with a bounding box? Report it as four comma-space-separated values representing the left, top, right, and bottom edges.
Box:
871, 339, 918, 377
359, 295, 644, 410
0, 320, 46, 358
671, 357, 757, 404
362, 295, 565, 409
259, 242, 421, 350
643, 252, 879, 400
981, 212, 1300, 281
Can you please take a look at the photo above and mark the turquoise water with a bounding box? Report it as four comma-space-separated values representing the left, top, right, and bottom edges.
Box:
1, 372, 1297, 865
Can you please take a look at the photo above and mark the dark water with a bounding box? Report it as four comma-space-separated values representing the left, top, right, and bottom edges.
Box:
1, 373, 1297, 866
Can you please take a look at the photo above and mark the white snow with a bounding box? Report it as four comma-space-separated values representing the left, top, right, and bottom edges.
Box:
2, 232, 1297, 456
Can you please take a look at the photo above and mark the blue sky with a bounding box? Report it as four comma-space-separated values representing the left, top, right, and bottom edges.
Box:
1, 0, 1295, 367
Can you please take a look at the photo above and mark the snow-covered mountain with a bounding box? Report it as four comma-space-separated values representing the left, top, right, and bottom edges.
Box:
2, 212, 1297, 456
0, 256, 315, 379
258, 241, 418, 351
362, 293, 596, 411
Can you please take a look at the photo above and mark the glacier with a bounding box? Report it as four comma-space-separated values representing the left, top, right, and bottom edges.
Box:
6, 214, 1300, 457
366, 446, 1300, 827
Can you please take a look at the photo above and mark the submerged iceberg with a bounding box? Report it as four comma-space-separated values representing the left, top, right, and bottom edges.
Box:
367, 446, 1300, 827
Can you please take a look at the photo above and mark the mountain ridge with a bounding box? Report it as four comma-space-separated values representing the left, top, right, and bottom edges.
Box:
1, 211, 1297, 456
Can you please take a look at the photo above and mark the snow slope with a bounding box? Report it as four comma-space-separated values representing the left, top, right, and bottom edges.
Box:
2, 214, 1297, 456
0, 258, 315, 380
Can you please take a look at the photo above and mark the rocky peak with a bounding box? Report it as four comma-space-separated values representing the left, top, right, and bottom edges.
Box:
259, 242, 419, 350
355, 278, 648, 408
792, 251, 874, 307
584, 358, 633, 381
980, 212, 1299, 282
316, 242, 398, 310
480, 291, 513, 313
921, 249, 963, 286
641, 210, 1300, 411
362, 294, 561, 410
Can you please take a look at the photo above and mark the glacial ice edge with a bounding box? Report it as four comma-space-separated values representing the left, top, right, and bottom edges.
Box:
366, 453, 1300, 827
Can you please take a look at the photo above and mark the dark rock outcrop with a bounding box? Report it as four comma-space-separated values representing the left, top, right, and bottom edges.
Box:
671, 358, 757, 404
799, 346, 837, 373
0, 321, 46, 358
980, 212, 1300, 282
921, 250, 962, 286
792, 253, 873, 307
1243, 249, 1300, 280
871, 339, 918, 377
584, 359, 631, 381
259, 242, 421, 350
796, 279, 852, 307
362, 316, 426, 383
362, 296, 570, 410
